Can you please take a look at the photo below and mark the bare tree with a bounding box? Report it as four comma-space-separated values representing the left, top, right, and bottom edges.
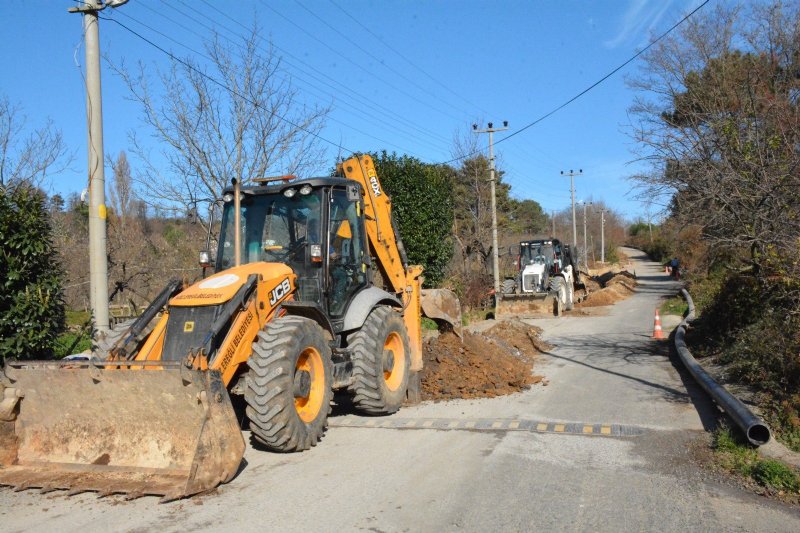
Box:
108, 151, 135, 220
110, 22, 330, 222
0, 95, 70, 190
627, 1, 800, 276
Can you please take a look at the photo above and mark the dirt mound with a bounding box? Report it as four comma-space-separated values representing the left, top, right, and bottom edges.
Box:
420, 320, 547, 401
578, 271, 637, 308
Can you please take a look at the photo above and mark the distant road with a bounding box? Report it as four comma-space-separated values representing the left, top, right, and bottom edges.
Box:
2, 248, 798, 532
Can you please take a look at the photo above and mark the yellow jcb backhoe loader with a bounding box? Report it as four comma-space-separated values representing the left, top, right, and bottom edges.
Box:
0, 154, 460, 501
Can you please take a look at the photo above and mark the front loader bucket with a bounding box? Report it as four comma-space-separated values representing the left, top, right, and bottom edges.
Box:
420, 288, 463, 337
495, 293, 555, 319
0, 360, 244, 501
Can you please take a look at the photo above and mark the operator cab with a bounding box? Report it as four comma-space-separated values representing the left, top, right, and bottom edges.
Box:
216, 177, 369, 323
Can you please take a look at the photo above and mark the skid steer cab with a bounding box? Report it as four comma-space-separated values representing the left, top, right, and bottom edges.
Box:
0, 155, 461, 501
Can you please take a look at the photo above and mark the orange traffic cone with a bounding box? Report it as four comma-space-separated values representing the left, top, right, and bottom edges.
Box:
652, 309, 665, 339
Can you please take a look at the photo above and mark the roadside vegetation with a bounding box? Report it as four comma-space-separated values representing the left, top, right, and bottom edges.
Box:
712, 425, 800, 501
627, 1, 800, 452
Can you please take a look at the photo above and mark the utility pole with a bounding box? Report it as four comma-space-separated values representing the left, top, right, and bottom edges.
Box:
473, 121, 508, 294
600, 209, 607, 263
551, 210, 556, 236
69, 0, 129, 336
560, 169, 582, 251
582, 201, 592, 268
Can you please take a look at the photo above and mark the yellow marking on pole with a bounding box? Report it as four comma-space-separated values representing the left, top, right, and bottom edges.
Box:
422, 420, 434, 428
536, 423, 548, 432
465, 421, 476, 429
509, 421, 520, 429
583, 425, 594, 434
554, 424, 565, 432
600, 426, 612, 435
98, 204, 107, 219
491, 421, 503, 429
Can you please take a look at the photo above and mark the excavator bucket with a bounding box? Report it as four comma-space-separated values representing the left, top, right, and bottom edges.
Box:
0, 359, 244, 502
420, 288, 463, 337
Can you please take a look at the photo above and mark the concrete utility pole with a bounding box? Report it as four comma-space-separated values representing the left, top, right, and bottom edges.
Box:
69, 0, 129, 335
551, 210, 556, 236
473, 121, 509, 294
600, 209, 607, 263
582, 201, 592, 268
561, 169, 582, 251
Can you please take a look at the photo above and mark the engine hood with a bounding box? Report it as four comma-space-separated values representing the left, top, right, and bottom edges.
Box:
170, 262, 294, 307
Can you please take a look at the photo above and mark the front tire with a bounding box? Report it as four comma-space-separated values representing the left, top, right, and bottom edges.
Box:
245, 316, 333, 452
501, 278, 516, 295
551, 277, 567, 317
565, 280, 575, 311
349, 306, 411, 415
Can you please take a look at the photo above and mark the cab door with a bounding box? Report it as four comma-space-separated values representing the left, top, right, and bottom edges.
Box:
326, 187, 367, 317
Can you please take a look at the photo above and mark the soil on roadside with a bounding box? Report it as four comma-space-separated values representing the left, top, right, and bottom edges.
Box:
420, 319, 551, 401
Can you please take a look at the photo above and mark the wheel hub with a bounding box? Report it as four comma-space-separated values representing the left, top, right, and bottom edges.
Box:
383, 350, 395, 373
293, 370, 311, 398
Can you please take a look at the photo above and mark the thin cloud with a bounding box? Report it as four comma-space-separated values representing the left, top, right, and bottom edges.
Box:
604, 0, 677, 49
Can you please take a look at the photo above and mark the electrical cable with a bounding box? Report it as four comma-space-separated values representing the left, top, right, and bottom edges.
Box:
100, 15, 361, 155
256, 0, 466, 123
327, 0, 492, 118
110, 8, 421, 153
295, 0, 477, 120
182, 0, 456, 150
439, 0, 711, 165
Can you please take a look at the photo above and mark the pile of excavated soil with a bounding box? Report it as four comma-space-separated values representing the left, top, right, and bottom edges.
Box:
577, 270, 637, 308
420, 320, 548, 401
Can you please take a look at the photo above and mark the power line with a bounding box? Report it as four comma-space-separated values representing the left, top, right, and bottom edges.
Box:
295, 0, 477, 120
100, 15, 358, 155
185, 0, 456, 151
256, 0, 466, 123
116, 3, 445, 154
327, 0, 491, 118
440, 0, 711, 165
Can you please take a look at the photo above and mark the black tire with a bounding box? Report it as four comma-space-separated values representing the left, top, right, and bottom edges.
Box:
348, 306, 411, 415
245, 316, 333, 452
551, 277, 566, 317
565, 280, 575, 311
501, 278, 516, 295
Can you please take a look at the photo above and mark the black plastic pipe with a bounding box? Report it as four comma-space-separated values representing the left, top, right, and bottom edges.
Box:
675, 289, 771, 446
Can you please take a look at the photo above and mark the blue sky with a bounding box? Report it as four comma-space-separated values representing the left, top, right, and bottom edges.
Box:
0, 0, 706, 220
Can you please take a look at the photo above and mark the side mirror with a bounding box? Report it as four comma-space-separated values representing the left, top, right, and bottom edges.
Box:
199, 250, 212, 268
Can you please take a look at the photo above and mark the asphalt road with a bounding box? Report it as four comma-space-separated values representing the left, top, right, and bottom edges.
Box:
2, 248, 799, 532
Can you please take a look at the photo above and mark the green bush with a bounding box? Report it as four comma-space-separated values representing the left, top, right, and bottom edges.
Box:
371, 151, 454, 287
53, 331, 92, 358
0, 186, 65, 362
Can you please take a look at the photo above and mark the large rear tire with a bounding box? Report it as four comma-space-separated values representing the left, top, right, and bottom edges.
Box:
349, 306, 411, 415
245, 316, 333, 452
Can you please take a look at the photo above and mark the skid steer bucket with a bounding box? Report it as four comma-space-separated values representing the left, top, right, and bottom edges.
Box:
420, 288, 463, 337
0, 360, 244, 502
495, 293, 556, 319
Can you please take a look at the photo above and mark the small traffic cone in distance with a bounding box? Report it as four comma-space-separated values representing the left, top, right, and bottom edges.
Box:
652, 309, 665, 339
